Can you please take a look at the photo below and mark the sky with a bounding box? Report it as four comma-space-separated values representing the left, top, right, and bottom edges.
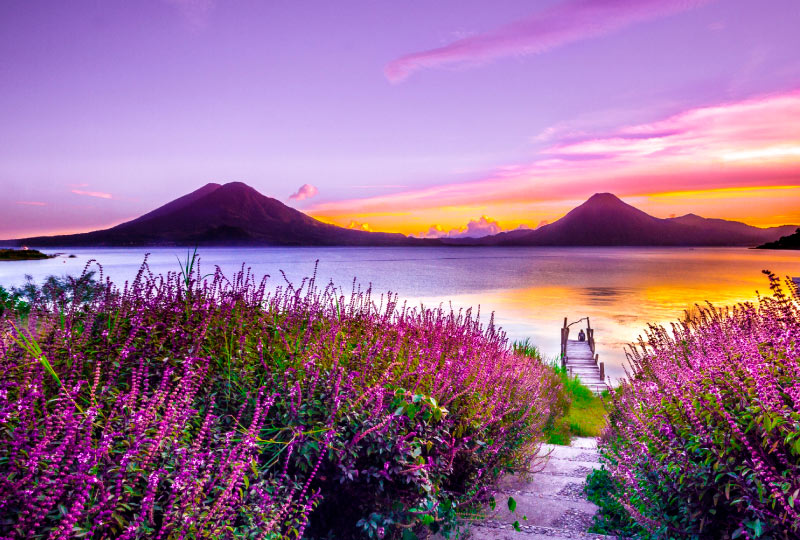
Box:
1, 0, 799, 238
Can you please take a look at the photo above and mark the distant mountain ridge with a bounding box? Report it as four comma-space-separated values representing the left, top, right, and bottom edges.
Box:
445, 193, 796, 247
7, 185, 796, 247
756, 228, 800, 250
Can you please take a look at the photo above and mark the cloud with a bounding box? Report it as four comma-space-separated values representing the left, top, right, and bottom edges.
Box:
164, 0, 215, 29
15, 201, 47, 206
288, 184, 319, 201
385, 0, 713, 82
347, 220, 372, 232
71, 189, 113, 199
419, 216, 521, 239
350, 184, 408, 189
307, 90, 800, 224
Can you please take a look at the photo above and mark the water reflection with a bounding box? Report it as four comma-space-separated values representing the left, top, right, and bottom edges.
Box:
579, 287, 635, 305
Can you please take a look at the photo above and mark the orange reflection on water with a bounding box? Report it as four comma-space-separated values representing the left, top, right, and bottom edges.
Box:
416, 248, 800, 383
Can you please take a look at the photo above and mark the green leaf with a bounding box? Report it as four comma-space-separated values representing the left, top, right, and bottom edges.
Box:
402, 530, 419, 540
507, 496, 517, 512
512, 521, 521, 532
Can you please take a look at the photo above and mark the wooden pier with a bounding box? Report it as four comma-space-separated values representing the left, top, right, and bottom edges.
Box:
560, 317, 609, 395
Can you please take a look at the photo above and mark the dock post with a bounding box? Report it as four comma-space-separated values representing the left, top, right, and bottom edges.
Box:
599, 362, 605, 381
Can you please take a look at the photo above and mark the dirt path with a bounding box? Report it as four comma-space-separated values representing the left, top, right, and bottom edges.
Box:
467, 437, 613, 539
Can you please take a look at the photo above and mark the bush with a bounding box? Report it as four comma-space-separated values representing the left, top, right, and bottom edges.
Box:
0, 259, 559, 539
0, 270, 103, 318
584, 467, 648, 537
600, 272, 800, 539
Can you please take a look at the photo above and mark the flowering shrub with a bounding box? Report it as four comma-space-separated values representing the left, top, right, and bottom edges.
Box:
600, 272, 800, 539
0, 259, 558, 539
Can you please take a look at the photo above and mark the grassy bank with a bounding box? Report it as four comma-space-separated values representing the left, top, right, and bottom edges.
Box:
544, 367, 607, 445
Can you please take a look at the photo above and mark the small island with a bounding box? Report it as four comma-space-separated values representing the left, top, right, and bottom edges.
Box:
756, 227, 800, 250
0, 248, 54, 261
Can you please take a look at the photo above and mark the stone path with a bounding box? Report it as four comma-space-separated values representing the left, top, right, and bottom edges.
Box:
466, 437, 613, 540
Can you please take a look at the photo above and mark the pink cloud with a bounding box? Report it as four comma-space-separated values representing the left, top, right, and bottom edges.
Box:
308, 90, 800, 216
71, 189, 113, 199
418, 216, 517, 239
15, 201, 47, 206
385, 0, 713, 82
288, 184, 319, 201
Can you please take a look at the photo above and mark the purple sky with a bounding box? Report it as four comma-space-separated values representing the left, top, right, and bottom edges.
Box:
1, 0, 799, 237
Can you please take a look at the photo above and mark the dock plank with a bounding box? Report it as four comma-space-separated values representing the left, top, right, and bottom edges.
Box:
563, 339, 608, 394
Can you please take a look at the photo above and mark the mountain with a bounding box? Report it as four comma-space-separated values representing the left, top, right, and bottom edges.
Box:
458, 193, 796, 247
756, 228, 800, 250
10, 182, 433, 247
666, 214, 798, 245
8, 187, 795, 248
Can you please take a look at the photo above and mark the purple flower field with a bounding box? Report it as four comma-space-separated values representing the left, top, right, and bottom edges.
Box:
600, 273, 800, 539
0, 259, 561, 539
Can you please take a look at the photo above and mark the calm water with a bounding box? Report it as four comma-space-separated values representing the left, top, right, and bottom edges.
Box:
2, 246, 799, 382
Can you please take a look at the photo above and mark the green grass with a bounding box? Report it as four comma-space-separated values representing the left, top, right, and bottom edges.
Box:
544, 365, 608, 445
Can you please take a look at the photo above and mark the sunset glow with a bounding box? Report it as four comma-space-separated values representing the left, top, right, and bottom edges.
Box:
309, 91, 800, 234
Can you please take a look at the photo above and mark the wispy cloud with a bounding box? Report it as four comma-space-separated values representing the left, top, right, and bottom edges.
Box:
349, 184, 407, 189
385, 0, 713, 82
288, 184, 319, 201
71, 189, 113, 199
15, 201, 47, 206
308, 90, 800, 227
164, 0, 215, 29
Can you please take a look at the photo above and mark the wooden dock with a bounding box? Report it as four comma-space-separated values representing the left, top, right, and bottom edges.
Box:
560, 317, 609, 395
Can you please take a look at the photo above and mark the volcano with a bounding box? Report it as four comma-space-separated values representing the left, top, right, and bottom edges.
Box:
10, 182, 430, 247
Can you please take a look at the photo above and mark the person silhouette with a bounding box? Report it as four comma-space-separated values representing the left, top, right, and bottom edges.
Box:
578, 329, 586, 342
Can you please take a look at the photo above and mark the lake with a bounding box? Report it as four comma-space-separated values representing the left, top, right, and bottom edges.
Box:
1, 246, 798, 382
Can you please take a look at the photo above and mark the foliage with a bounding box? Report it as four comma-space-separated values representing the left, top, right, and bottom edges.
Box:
0, 286, 30, 318
0, 248, 52, 260
600, 272, 800, 539
512, 342, 577, 446
584, 467, 649, 538
0, 258, 560, 539
1, 269, 104, 319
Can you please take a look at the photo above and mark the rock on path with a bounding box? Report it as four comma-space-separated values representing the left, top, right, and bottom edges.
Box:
466, 437, 613, 540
